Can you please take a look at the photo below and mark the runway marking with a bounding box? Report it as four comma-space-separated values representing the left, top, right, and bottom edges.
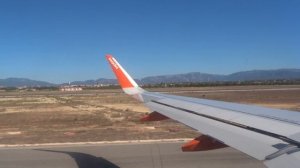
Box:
0, 138, 190, 148
159, 87, 300, 94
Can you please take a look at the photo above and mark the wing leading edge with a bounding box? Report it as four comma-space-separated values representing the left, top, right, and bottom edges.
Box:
105, 55, 300, 168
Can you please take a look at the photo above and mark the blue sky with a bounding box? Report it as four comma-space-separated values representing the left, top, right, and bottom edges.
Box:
0, 0, 299, 83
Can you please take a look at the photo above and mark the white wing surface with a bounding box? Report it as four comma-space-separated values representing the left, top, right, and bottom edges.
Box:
106, 55, 300, 168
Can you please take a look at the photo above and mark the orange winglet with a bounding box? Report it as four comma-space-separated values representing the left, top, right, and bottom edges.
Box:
140, 111, 169, 122
106, 54, 135, 88
182, 135, 228, 152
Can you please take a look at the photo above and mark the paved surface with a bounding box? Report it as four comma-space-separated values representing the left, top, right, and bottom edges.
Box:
162, 87, 300, 94
0, 142, 265, 168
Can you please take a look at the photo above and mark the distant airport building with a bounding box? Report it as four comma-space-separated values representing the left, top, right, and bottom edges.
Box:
60, 85, 82, 92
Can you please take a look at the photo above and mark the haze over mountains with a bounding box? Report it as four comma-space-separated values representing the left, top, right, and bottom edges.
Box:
0, 78, 55, 87
1, 69, 300, 87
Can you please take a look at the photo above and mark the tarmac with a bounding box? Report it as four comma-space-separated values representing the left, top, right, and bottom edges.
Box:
0, 141, 266, 168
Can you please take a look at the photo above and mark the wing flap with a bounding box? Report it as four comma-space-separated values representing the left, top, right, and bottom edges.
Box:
265, 151, 300, 168
140, 111, 169, 121
181, 135, 228, 152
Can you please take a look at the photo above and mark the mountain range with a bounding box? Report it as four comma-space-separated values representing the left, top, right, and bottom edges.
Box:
0, 69, 300, 87
0, 78, 55, 87
141, 69, 300, 84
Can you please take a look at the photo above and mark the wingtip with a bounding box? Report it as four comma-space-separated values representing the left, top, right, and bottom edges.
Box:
105, 54, 113, 59
105, 54, 145, 100
106, 54, 137, 88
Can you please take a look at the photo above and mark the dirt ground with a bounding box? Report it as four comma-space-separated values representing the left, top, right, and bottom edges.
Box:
0, 85, 299, 144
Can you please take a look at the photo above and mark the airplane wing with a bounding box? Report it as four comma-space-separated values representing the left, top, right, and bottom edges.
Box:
106, 54, 300, 168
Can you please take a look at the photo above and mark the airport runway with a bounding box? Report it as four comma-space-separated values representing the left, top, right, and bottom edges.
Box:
1, 86, 299, 97
161, 87, 300, 94
0, 142, 265, 168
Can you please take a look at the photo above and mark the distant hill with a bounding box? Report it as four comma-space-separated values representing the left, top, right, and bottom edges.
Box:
0, 78, 55, 87
68, 78, 119, 85
143, 69, 300, 84
1, 69, 300, 87
227, 69, 300, 81
141, 72, 224, 84
141, 69, 300, 84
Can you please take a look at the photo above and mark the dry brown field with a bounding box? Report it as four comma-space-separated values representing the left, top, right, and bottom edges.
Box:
0, 85, 299, 144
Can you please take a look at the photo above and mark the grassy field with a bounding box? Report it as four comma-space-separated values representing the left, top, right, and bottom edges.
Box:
0, 85, 299, 144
